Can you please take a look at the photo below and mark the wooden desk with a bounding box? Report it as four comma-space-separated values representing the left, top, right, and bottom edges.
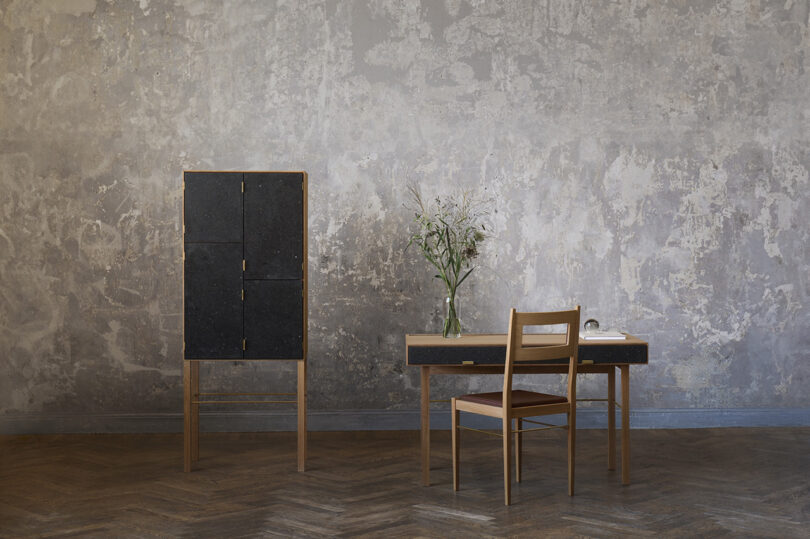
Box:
406, 333, 649, 486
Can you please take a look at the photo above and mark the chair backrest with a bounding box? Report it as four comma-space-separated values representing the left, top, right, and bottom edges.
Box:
503, 306, 581, 407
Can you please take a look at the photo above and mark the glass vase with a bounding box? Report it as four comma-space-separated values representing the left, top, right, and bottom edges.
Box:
443, 296, 462, 339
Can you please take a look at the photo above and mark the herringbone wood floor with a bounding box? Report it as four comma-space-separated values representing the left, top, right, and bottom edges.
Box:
1, 428, 808, 538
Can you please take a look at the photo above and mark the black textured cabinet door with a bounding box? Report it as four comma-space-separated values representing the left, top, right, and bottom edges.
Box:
184, 172, 243, 243
244, 172, 303, 279
184, 243, 243, 359
243, 280, 303, 359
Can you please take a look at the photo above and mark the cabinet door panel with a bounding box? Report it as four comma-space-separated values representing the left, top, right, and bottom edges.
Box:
184, 172, 243, 243
243, 280, 303, 359
244, 172, 303, 279
184, 243, 243, 359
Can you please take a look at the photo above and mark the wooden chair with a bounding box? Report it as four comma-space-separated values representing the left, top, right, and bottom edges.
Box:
451, 306, 580, 505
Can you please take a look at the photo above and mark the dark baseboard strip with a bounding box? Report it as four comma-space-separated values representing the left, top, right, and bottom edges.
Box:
1, 408, 808, 435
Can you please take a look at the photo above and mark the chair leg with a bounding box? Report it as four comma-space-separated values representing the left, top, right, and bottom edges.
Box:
503, 414, 512, 506
452, 399, 459, 492
515, 418, 522, 483
568, 409, 576, 496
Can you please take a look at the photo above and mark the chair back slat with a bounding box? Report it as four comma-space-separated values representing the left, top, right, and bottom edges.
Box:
513, 310, 578, 328
513, 343, 576, 363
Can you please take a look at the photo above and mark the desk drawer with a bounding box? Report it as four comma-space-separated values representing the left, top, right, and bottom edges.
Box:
407, 343, 648, 366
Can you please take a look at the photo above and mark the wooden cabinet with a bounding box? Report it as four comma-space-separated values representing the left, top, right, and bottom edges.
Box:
183, 171, 307, 360
182, 170, 307, 472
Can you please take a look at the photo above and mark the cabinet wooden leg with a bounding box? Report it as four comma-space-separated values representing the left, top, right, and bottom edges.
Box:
183, 361, 192, 473
191, 361, 199, 462
297, 360, 307, 472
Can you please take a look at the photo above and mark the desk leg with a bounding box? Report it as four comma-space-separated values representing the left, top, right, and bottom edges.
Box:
183, 361, 192, 473
298, 360, 307, 472
607, 367, 616, 471
515, 418, 522, 483
421, 366, 431, 486
620, 365, 630, 485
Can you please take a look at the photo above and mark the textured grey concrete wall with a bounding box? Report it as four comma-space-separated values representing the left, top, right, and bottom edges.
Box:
1, 1, 808, 429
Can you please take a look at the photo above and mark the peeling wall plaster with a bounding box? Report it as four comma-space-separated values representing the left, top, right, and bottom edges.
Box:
0, 0, 808, 420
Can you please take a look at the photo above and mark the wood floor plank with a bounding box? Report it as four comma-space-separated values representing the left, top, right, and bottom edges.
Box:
0, 429, 808, 537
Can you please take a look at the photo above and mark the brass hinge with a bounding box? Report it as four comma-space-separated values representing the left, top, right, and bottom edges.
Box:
242, 339, 246, 351
242, 259, 246, 271
241, 289, 244, 301
241, 181, 245, 193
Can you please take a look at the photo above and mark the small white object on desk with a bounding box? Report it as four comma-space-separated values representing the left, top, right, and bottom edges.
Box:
581, 330, 627, 341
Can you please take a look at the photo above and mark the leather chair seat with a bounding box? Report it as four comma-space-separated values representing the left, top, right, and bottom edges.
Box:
457, 389, 567, 408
